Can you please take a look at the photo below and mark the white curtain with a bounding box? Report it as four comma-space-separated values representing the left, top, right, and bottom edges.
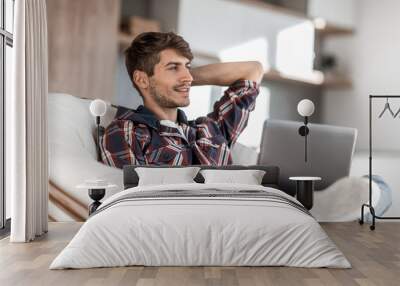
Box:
7, 0, 49, 242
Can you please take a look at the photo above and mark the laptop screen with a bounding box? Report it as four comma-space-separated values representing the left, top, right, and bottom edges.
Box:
257, 119, 357, 195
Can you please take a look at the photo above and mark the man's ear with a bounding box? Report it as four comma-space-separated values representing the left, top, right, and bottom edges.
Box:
133, 70, 149, 90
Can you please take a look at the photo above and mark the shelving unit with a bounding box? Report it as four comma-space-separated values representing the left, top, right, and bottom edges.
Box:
238, 0, 354, 89
321, 73, 352, 89
264, 69, 322, 87
240, 0, 355, 36
315, 23, 354, 36
264, 69, 351, 89
118, 0, 354, 90
118, 31, 133, 50
239, 0, 309, 19
119, 30, 351, 89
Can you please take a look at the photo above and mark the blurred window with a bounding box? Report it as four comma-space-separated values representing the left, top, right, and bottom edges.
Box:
1, 0, 14, 230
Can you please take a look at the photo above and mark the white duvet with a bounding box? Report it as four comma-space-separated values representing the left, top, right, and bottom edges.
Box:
50, 183, 351, 269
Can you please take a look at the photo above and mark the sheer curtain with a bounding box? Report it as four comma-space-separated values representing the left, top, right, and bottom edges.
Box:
7, 0, 48, 242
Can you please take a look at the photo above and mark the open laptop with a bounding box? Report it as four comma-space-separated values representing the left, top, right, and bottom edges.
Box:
257, 119, 357, 196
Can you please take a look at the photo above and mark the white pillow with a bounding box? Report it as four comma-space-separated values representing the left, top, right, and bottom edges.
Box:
135, 167, 201, 186
200, 169, 266, 185
231, 143, 259, 165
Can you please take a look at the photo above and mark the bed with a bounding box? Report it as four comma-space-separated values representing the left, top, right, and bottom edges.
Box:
50, 165, 351, 269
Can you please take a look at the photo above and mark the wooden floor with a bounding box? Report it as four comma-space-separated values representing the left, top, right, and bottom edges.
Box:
0, 222, 399, 286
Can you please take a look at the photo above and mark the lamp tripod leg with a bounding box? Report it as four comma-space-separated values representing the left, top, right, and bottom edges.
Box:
359, 204, 365, 225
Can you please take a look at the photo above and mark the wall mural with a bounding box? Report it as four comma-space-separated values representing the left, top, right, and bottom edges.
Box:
47, 1, 312, 222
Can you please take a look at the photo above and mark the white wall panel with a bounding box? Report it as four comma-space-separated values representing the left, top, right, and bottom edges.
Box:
308, 0, 355, 28
178, 0, 314, 72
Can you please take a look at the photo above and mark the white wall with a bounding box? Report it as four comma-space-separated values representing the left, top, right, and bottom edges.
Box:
320, 0, 400, 152
115, 54, 143, 109
116, 0, 150, 109
178, 0, 315, 73
149, 0, 179, 32
321, 0, 400, 216
118, 0, 323, 123
308, 0, 356, 28
176, 0, 322, 123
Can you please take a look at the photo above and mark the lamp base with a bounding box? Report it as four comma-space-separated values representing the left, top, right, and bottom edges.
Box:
298, 126, 309, 136
88, 188, 105, 215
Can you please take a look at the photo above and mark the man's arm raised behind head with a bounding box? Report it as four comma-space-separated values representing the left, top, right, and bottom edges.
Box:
190, 61, 264, 87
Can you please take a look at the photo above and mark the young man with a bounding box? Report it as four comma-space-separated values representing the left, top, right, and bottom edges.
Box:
100, 32, 263, 168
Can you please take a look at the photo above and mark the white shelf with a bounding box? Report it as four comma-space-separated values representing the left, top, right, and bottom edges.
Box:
240, 0, 355, 36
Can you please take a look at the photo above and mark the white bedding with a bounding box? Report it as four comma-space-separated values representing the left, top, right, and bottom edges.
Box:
50, 183, 351, 269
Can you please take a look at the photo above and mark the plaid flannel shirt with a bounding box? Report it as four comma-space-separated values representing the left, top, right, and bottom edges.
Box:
100, 80, 260, 168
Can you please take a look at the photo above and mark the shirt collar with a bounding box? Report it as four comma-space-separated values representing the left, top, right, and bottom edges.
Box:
115, 105, 188, 129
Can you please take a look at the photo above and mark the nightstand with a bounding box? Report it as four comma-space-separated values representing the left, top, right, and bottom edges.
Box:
289, 177, 321, 210
76, 180, 117, 215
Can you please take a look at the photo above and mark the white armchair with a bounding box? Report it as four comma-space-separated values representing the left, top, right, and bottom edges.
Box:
48, 93, 123, 221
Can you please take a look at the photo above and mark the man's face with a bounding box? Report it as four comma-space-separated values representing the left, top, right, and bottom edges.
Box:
147, 49, 193, 108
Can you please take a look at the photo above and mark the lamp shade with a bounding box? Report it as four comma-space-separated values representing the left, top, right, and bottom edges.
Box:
90, 99, 107, 117
297, 99, 315, 117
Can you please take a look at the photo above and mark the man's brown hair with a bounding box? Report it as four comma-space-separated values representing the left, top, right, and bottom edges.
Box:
125, 32, 193, 93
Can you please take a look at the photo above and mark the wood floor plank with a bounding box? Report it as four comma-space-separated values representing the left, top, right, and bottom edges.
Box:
1, 222, 400, 286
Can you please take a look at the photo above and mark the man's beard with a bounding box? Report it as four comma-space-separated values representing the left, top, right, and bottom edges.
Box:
149, 80, 189, 108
